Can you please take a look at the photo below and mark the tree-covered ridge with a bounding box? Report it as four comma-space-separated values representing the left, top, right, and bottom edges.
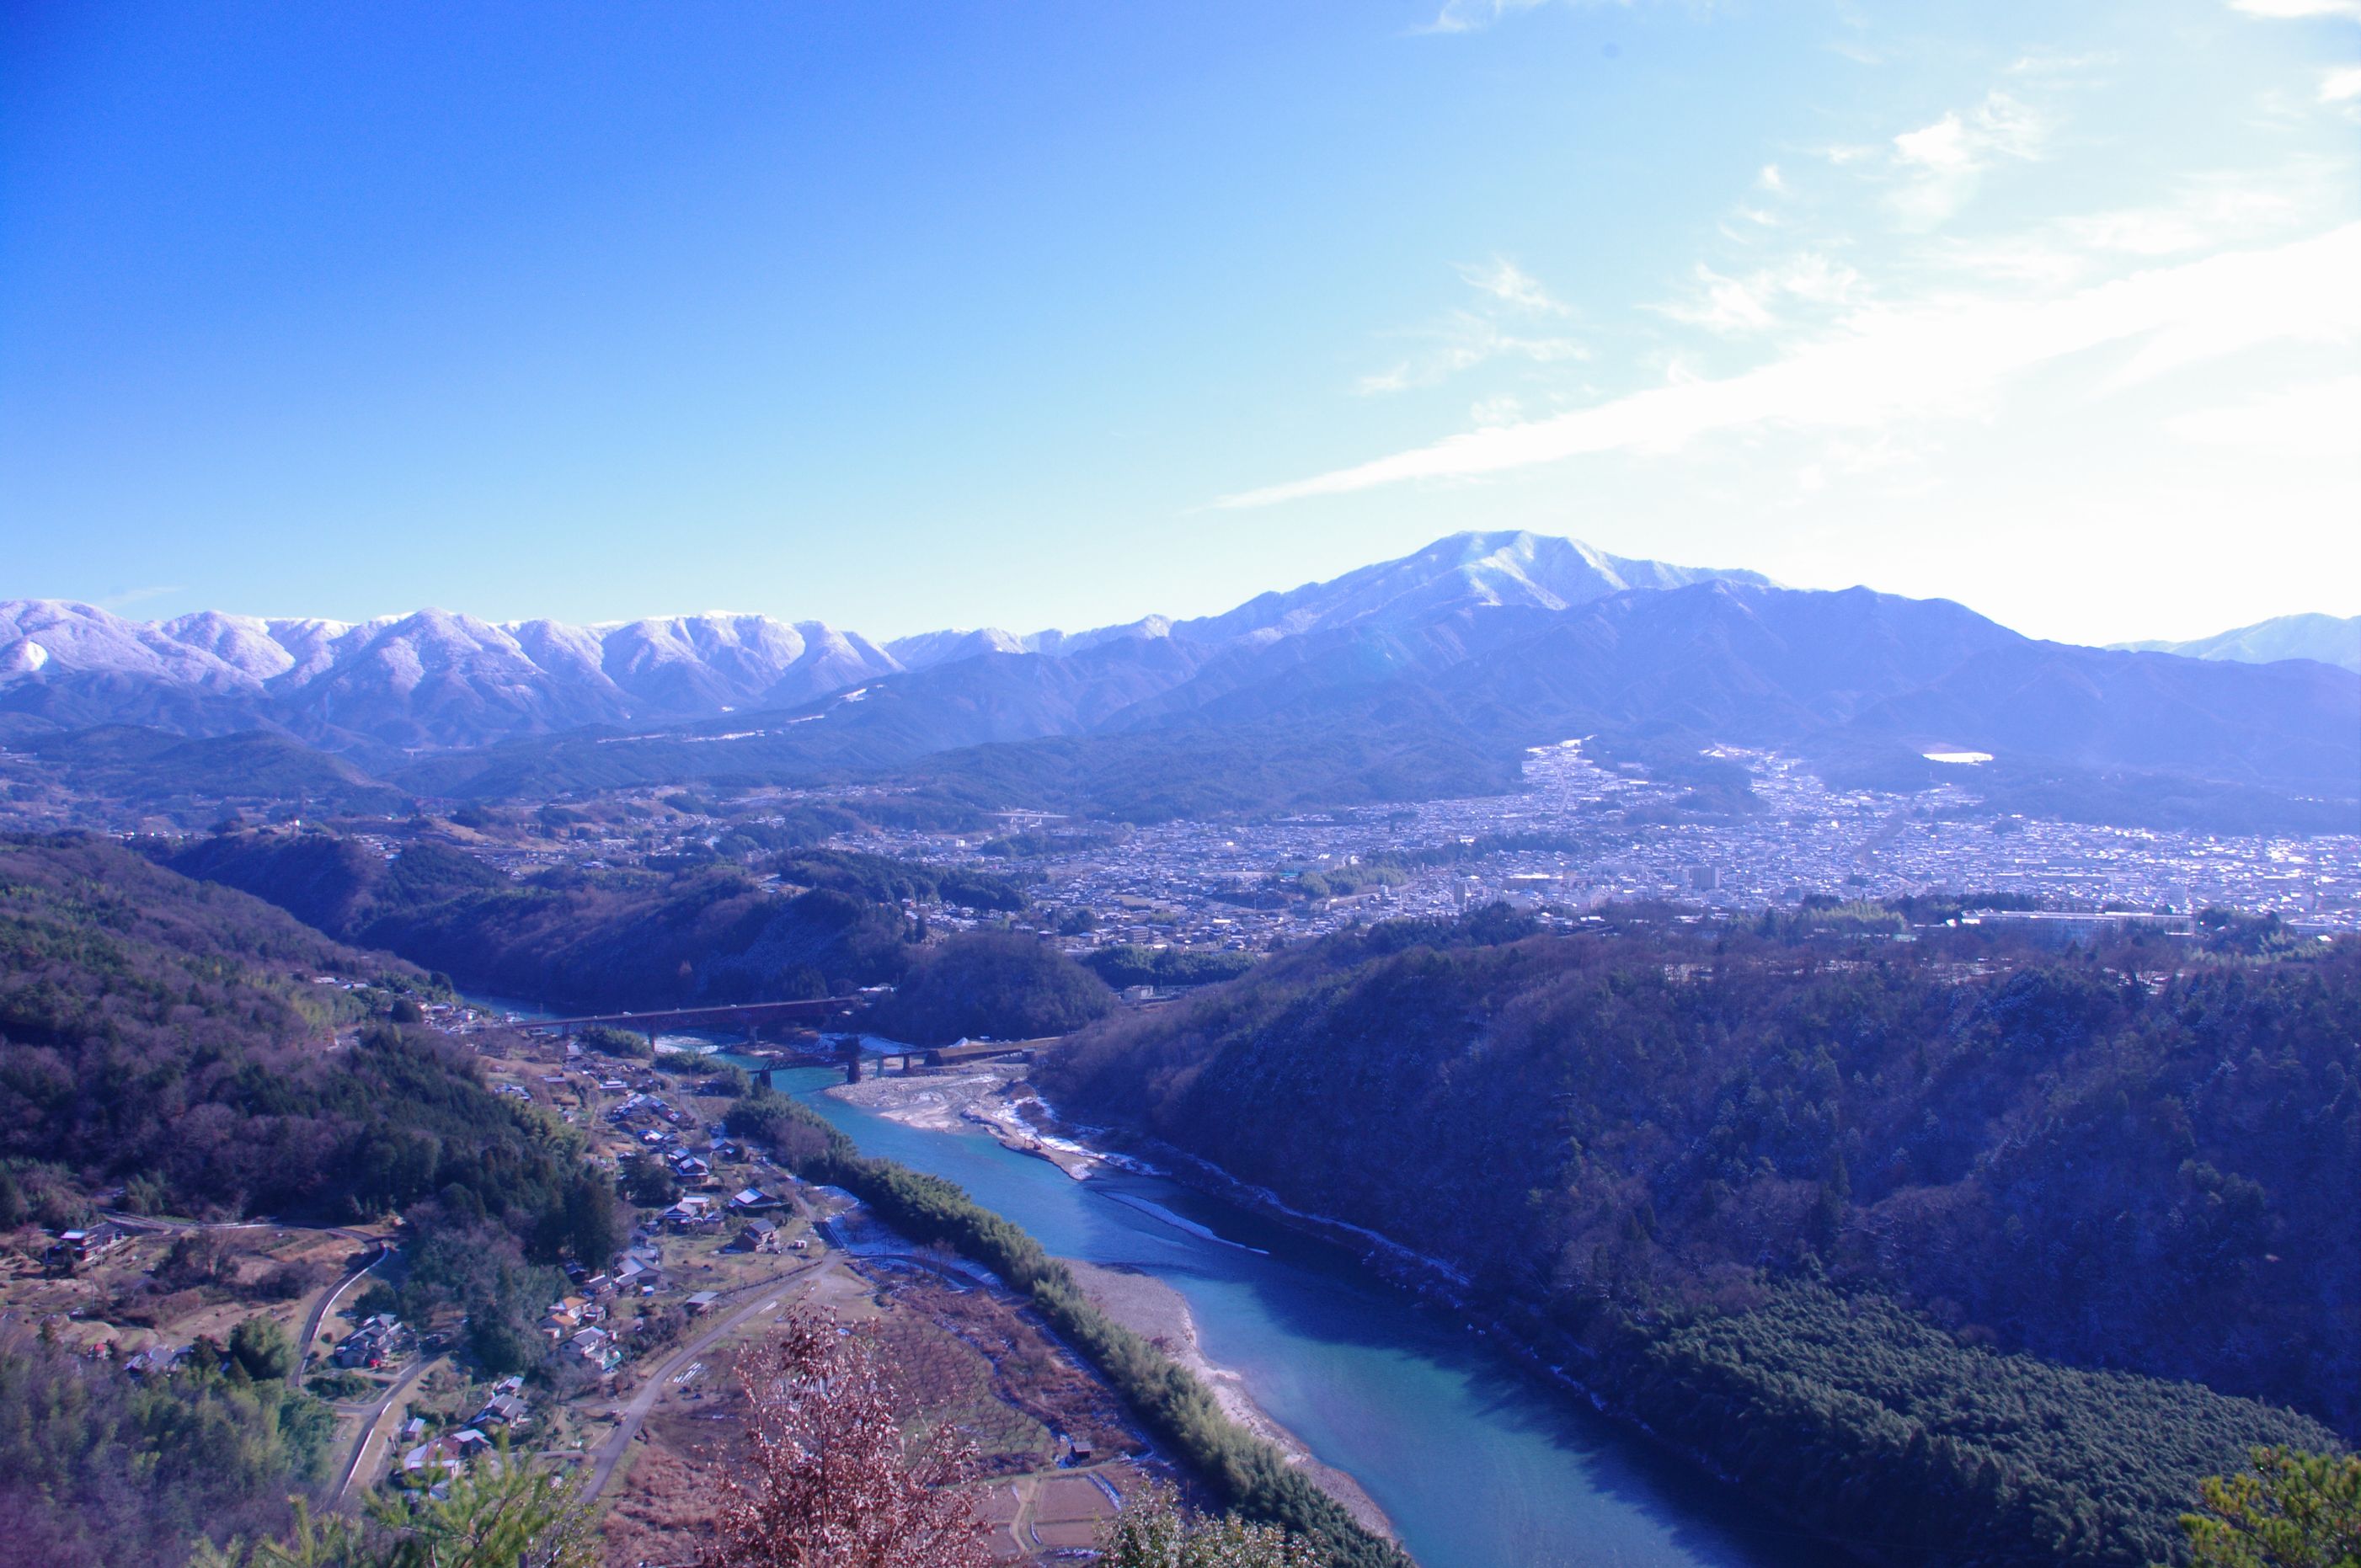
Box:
0, 835, 604, 1232
868, 932, 1116, 1046
1045, 913, 2357, 1562
772, 846, 1028, 914
1051, 916, 2361, 1432
1081, 945, 1259, 991
1609, 1286, 2334, 1567
164, 829, 922, 1011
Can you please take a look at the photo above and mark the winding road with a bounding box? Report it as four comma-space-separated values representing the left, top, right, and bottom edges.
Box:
580, 1258, 831, 1504
332, 1355, 440, 1508
294, 1241, 390, 1387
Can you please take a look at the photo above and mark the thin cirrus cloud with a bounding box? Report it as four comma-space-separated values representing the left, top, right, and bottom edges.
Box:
2226, 0, 2361, 16
1217, 222, 2361, 509
1419, 0, 1561, 35
1456, 257, 1572, 315
1356, 257, 1586, 394
2322, 65, 2361, 101
1649, 254, 1861, 335
1888, 92, 2050, 227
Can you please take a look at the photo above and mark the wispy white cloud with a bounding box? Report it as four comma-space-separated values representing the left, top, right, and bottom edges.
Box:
1456, 257, 1571, 315
2322, 65, 2361, 102
2006, 51, 2117, 78
1468, 393, 1528, 426
1889, 91, 2050, 226
1221, 224, 2361, 507
1756, 163, 1787, 194
1420, 0, 1649, 35
1355, 316, 1588, 394
1916, 161, 2342, 286
2227, 0, 2361, 18
1424, 0, 1547, 33
2168, 375, 2361, 455
1358, 258, 1586, 393
1650, 254, 1860, 335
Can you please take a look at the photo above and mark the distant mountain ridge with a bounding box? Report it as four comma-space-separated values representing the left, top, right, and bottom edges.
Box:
0, 601, 901, 751
0, 531, 1761, 751
884, 531, 1769, 669
4, 531, 2355, 834
2113, 612, 2361, 674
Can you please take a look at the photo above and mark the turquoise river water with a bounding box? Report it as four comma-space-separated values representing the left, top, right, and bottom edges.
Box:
767, 1063, 1821, 1568
459, 992, 1818, 1567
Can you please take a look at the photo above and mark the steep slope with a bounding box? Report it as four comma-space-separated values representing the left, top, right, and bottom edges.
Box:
1162, 528, 1772, 648
2114, 612, 2361, 674
1044, 915, 2358, 1564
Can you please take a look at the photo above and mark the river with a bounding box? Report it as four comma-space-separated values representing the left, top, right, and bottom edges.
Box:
767, 1064, 1820, 1568
451, 992, 1815, 1566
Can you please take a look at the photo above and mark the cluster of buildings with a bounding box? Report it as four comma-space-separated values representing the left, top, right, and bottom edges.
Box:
808, 743, 2361, 947
398, 1377, 533, 1480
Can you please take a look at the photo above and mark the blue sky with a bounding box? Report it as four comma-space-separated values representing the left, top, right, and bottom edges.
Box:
3, 0, 2354, 643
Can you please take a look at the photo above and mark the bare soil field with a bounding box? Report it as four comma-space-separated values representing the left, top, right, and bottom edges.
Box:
598, 1260, 1157, 1566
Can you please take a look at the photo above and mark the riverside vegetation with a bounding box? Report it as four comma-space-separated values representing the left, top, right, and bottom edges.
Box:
1044, 905, 2358, 1566
723, 1084, 1411, 1568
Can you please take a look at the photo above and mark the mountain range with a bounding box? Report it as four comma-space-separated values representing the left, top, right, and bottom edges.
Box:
2113, 612, 2361, 675
0, 535, 1760, 753
3, 531, 2355, 831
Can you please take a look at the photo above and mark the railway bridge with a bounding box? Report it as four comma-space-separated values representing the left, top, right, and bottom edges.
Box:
518, 995, 865, 1044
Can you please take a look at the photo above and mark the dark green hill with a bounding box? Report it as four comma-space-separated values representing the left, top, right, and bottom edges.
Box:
164, 829, 921, 1011
0, 834, 601, 1229
1044, 910, 2358, 1564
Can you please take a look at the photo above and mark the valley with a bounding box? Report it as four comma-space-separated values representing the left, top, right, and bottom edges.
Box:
1, 531, 2355, 1568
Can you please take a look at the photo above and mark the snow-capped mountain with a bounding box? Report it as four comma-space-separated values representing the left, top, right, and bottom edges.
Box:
885, 532, 1761, 672
0, 531, 1853, 754
0, 600, 901, 751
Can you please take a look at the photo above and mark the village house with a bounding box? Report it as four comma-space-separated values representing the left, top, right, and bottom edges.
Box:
732, 1218, 781, 1253
335, 1314, 409, 1369
473, 1390, 530, 1429
46, 1222, 127, 1270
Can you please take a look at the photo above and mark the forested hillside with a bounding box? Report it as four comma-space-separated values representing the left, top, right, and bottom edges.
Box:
0, 1326, 335, 1568
1045, 909, 2358, 1564
0, 834, 612, 1230
0, 835, 638, 1563
163, 829, 932, 1010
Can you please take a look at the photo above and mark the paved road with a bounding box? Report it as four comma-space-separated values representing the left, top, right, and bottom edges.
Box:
333, 1356, 437, 1509
294, 1242, 389, 1388
580, 1259, 829, 1504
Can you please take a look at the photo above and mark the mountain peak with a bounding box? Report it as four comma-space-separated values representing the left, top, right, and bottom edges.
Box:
2113, 612, 2361, 674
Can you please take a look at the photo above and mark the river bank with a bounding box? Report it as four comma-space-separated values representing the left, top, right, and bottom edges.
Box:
828, 1064, 1107, 1178
1066, 1259, 1400, 1545
782, 1061, 1819, 1568
825, 1068, 1397, 1539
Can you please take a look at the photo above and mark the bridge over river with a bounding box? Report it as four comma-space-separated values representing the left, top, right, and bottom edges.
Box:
518, 995, 865, 1043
